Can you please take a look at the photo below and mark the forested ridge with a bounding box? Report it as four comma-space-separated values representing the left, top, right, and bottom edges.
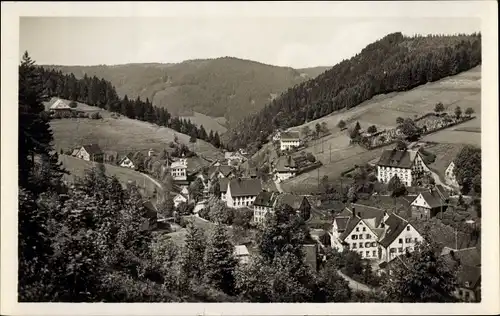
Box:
38, 67, 224, 149
224, 32, 482, 152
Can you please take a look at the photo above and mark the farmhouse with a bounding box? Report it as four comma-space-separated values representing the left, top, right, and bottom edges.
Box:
173, 193, 188, 207
274, 155, 297, 182
378, 214, 425, 263
445, 161, 459, 187
280, 131, 301, 151
410, 185, 450, 219
170, 158, 188, 181
75, 144, 104, 162
118, 152, 144, 169
49, 98, 72, 115
441, 247, 481, 302
275, 193, 312, 221
330, 204, 388, 260
253, 191, 280, 224
224, 151, 246, 166
226, 178, 263, 209
376, 149, 429, 187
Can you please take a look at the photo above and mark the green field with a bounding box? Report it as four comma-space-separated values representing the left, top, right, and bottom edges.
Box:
59, 154, 161, 197
180, 111, 228, 135
45, 98, 224, 161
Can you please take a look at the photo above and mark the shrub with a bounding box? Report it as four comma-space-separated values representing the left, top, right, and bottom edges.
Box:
90, 112, 102, 119
69, 101, 78, 108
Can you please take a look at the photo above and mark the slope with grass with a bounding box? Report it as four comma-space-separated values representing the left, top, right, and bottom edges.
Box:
45, 57, 329, 123
179, 112, 227, 134
45, 98, 224, 161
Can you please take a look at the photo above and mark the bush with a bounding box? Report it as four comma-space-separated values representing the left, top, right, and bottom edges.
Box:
78, 112, 88, 118
69, 101, 78, 108
90, 112, 102, 119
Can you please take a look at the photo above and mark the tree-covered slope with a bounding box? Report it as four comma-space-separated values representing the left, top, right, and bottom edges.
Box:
224, 32, 481, 152
45, 57, 324, 123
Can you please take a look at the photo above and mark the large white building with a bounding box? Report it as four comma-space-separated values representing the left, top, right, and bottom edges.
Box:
280, 131, 301, 151
170, 158, 188, 181
225, 178, 263, 209
330, 204, 424, 262
376, 149, 429, 187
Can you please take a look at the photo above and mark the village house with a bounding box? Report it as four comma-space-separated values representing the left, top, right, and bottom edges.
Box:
445, 161, 459, 187
272, 130, 283, 142
377, 214, 425, 263
170, 158, 188, 181
376, 149, 429, 187
234, 245, 250, 264
219, 178, 229, 201
208, 165, 235, 179
49, 98, 73, 115
225, 178, 263, 209
410, 185, 450, 219
224, 151, 246, 166
253, 191, 280, 224
118, 152, 144, 170
441, 247, 481, 302
75, 144, 104, 162
274, 155, 298, 182
173, 193, 188, 207
275, 193, 312, 221
330, 204, 424, 262
280, 131, 301, 151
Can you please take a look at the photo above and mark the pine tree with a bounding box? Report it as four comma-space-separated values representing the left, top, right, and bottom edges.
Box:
204, 223, 237, 294
181, 220, 206, 280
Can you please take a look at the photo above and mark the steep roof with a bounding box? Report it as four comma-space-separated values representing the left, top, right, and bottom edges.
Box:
82, 144, 103, 155
377, 149, 417, 169
419, 191, 446, 208
253, 191, 279, 207
378, 214, 408, 248
276, 193, 308, 210
334, 217, 350, 231
219, 178, 229, 193
347, 203, 387, 228
457, 265, 481, 289
338, 217, 361, 241
234, 245, 250, 257
280, 131, 300, 141
441, 247, 481, 267
275, 155, 297, 172
228, 178, 262, 197
50, 98, 71, 110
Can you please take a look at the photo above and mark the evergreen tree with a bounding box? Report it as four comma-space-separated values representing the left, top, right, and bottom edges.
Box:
181, 220, 206, 280
204, 223, 237, 294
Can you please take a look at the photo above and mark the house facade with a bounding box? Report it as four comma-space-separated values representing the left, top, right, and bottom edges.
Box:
75, 144, 104, 162
170, 158, 188, 181
378, 214, 425, 263
226, 178, 263, 208
410, 186, 449, 220
49, 98, 72, 115
376, 149, 429, 187
441, 247, 481, 302
234, 245, 250, 264
280, 131, 301, 151
253, 191, 279, 224
174, 193, 188, 207
274, 155, 297, 182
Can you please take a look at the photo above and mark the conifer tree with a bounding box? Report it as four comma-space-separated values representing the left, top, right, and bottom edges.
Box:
181, 220, 206, 280
204, 223, 237, 294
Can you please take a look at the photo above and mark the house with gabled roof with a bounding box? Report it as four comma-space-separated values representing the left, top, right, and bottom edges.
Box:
118, 152, 144, 170
330, 204, 389, 260
378, 214, 425, 263
226, 178, 263, 209
274, 155, 297, 182
253, 191, 280, 224
75, 144, 104, 162
275, 193, 311, 221
218, 178, 230, 201
410, 185, 450, 219
208, 165, 235, 180
376, 149, 429, 187
49, 98, 72, 115
280, 131, 301, 151
441, 247, 481, 302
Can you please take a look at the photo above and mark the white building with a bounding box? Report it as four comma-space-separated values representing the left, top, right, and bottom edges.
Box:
224, 152, 246, 166
234, 245, 250, 264
410, 186, 449, 220
173, 193, 188, 207
280, 131, 301, 151
376, 149, 429, 187
118, 152, 143, 169
75, 144, 104, 162
445, 161, 459, 187
226, 178, 262, 209
252, 191, 280, 224
274, 155, 297, 182
330, 204, 424, 262
170, 158, 188, 181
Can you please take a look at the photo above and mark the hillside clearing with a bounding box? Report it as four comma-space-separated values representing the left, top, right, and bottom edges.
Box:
46, 99, 224, 161
59, 154, 161, 197
180, 111, 227, 134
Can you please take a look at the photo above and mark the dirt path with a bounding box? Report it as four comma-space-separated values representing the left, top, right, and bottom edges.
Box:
337, 270, 374, 293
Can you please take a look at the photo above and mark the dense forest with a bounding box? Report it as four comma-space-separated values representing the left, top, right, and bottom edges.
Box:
46, 58, 328, 123
224, 32, 482, 152
38, 67, 224, 149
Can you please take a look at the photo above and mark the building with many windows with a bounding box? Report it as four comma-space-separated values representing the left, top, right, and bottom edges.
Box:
279, 131, 301, 151
170, 158, 188, 181
225, 178, 263, 208
376, 149, 429, 187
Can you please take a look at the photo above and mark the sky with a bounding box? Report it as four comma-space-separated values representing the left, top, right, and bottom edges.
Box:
20, 16, 481, 69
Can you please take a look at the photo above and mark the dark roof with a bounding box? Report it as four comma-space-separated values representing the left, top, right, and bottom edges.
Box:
253, 191, 279, 207
442, 247, 481, 267
457, 265, 481, 289
316, 201, 345, 212
82, 144, 103, 155
228, 178, 262, 197
276, 193, 308, 210
339, 217, 361, 241
334, 217, 349, 231
275, 155, 297, 173
378, 214, 408, 248
281, 131, 300, 140
219, 178, 229, 193
419, 190, 446, 208
142, 201, 158, 219
347, 203, 387, 228
377, 149, 415, 169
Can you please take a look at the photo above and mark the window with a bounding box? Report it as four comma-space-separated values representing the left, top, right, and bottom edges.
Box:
352, 243, 357, 249
464, 291, 470, 300
362, 227, 366, 232
359, 234, 363, 240
359, 243, 363, 248
365, 242, 371, 248
372, 242, 377, 247
373, 250, 377, 257
398, 248, 403, 253
366, 251, 370, 257
465, 281, 470, 288
366, 234, 371, 239
406, 226, 410, 231
405, 238, 412, 243
356, 227, 359, 232
414, 237, 419, 242
352, 235, 357, 240
399, 238, 403, 244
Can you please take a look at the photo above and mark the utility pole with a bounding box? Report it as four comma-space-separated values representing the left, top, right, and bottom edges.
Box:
329, 144, 332, 163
